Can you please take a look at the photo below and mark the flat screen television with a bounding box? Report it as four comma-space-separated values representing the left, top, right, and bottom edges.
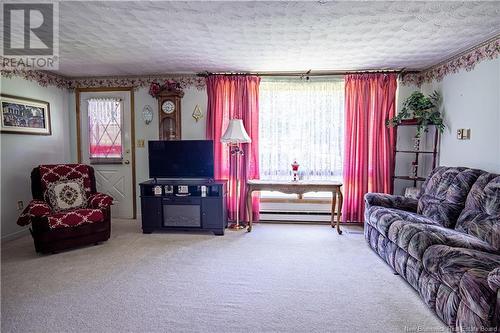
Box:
148, 140, 214, 179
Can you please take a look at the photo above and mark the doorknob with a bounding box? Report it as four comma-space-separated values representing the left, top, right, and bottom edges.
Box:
123, 160, 130, 165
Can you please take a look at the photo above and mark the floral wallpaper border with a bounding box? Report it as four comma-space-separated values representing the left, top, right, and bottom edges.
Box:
1, 69, 71, 89
0, 69, 206, 91
2, 37, 498, 90
401, 37, 499, 86
69, 75, 206, 90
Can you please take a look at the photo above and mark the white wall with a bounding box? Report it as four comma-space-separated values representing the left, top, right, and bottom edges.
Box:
421, 58, 500, 173
1, 77, 72, 239
394, 58, 500, 195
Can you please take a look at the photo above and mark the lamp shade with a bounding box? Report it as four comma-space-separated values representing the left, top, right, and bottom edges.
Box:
221, 119, 252, 144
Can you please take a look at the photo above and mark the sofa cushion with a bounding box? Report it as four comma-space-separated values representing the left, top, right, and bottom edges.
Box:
46, 178, 87, 212
365, 192, 418, 213
418, 167, 483, 228
456, 173, 500, 252
47, 208, 104, 229
422, 245, 500, 322
366, 205, 440, 237
387, 221, 497, 261
487, 268, 500, 292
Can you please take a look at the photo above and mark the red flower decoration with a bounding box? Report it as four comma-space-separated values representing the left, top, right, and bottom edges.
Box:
148, 80, 182, 98
148, 82, 161, 98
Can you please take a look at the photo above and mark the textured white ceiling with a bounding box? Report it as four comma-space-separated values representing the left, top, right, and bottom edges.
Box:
58, 1, 500, 77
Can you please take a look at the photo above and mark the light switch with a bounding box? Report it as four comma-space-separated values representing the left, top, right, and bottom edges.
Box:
457, 129, 471, 140
137, 139, 145, 148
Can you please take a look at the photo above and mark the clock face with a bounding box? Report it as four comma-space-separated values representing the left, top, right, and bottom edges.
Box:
162, 100, 175, 114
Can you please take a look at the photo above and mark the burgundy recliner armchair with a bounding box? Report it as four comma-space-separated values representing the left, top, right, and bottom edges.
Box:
17, 164, 113, 253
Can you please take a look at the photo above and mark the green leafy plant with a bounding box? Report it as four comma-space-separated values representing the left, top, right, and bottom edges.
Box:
386, 91, 445, 138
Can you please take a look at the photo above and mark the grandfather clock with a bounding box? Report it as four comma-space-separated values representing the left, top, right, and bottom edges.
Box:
158, 89, 184, 140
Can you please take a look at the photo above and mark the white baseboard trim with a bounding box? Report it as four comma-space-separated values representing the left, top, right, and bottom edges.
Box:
1, 227, 29, 242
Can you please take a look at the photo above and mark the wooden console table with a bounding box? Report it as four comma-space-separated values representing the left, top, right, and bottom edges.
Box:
246, 180, 343, 234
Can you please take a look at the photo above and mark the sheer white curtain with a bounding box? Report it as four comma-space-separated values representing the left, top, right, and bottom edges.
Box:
259, 77, 344, 181
87, 98, 122, 159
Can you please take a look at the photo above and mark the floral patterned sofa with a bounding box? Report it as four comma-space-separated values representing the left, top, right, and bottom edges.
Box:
17, 164, 113, 253
365, 166, 499, 331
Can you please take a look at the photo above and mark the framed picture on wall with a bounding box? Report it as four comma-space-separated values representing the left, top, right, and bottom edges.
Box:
0, 94, 51, 135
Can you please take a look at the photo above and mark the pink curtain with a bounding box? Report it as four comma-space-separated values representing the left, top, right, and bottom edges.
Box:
206, 75, 260, 222
342, 73, 397, 223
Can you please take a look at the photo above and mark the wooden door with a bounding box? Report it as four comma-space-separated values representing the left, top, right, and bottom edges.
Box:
79, 90, 134, 218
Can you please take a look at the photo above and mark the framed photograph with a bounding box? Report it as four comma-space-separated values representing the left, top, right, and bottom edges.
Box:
1, 94, 51, 135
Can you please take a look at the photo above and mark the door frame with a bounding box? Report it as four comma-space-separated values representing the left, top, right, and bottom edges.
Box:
75, 87, 136, 219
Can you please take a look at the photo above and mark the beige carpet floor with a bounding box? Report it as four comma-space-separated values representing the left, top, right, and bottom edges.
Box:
1, 221, 447, 333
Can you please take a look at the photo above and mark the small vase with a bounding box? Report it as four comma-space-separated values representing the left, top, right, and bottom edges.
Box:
291, 160, 300, 181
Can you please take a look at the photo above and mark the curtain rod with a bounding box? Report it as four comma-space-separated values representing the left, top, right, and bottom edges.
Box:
197, 69, 415, 78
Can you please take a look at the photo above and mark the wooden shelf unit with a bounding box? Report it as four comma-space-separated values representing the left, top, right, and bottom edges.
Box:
393, 118, 439, 189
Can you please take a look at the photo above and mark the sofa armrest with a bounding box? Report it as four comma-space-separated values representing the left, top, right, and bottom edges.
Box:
365, 193, 418, 213
87, 192, 113, 209
17, 200, 52, 226
488, 268, 500, 292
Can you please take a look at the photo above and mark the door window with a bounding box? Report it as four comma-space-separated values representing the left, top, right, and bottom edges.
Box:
87, 98, 123, 163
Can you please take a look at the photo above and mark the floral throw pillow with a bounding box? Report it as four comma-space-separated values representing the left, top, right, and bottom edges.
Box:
47, 178, 87, 212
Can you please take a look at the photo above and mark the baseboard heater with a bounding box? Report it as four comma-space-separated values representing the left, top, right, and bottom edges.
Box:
259, 211, 334, 223
262, 211, 331, 216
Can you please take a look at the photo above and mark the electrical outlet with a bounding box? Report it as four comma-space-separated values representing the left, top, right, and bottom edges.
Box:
17, 201, 24, 211
137, 139, 145, 148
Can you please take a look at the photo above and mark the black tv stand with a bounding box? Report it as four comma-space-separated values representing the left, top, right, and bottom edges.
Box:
139, 179, 227, 236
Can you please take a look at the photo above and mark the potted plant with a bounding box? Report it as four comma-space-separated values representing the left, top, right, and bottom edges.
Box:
386, 90, 445, 138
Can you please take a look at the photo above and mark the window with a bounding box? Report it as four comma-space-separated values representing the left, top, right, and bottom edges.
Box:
259, 77, 344, 182
87, 98, 123, 162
